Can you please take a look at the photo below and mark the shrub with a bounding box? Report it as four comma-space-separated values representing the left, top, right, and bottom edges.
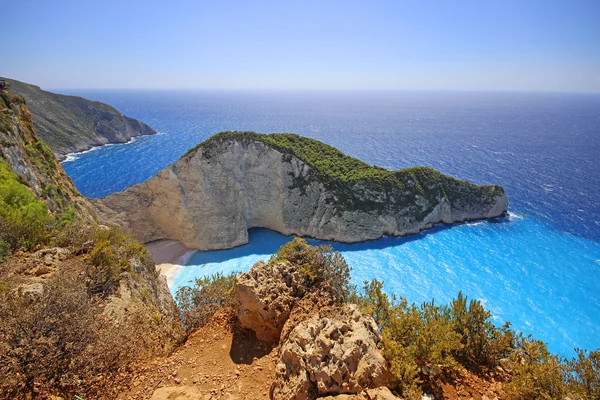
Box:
270, 237, 353, 300
565, 349, 600, 399
0, 159, 65, 252
358, 280, 461, 399
51, 219, 96, 251
448, 291, 515, 368
504, 336, 567, 400
0, 272, 144, 398
175, 272, 237, 332
86, 225, 153, 297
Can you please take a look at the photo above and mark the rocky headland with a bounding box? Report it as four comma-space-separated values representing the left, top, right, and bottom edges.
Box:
2, 77, 156, 161
94, 131, 508, 250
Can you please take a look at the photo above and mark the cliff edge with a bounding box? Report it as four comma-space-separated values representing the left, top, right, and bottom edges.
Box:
94, 131, 508, 250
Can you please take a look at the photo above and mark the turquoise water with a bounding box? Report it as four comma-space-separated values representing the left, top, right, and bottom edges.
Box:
57, 90, 600, 356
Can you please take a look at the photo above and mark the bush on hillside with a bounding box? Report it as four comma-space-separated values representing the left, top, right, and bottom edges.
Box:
357, 279, 600, 400
357, 280, 462, 399
175, 272, 237, 332
86, 225, 154, 297
0, 160, 54, 251
448, 291, 515, 369
504, 336, 567, 400
270, 237, 353, 300
0, 271, 146, 398
565, 349, 600, 399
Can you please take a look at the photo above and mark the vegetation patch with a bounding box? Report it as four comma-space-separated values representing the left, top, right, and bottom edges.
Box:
356, 278, 600, 400
0, 159, 54, 251
86, 225, 154, 297
175, 272, 237, 332
270, 236, 353, 300
0, 271, 154, 398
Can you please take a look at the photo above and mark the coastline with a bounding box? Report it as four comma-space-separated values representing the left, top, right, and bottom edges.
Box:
145, 239, 196, 287
59, 131, 162, 163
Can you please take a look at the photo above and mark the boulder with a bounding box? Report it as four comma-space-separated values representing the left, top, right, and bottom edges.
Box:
318, 387, 400, 400
272, 304, 391, 400
235, 261, 307, 343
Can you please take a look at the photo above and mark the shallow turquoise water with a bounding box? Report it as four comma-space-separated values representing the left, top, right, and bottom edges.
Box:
174, 215, 600, 357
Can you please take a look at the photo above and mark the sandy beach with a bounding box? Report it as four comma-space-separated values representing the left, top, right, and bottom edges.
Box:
145, 239, 196, 285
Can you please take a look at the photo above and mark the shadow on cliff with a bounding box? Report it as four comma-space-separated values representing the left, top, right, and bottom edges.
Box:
186, 215, 511, 266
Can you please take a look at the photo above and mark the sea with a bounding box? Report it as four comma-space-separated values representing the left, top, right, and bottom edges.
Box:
56, 89, 600, 357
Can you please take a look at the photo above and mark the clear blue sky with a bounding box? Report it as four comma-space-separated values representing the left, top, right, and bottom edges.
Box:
4, 0, 600, 92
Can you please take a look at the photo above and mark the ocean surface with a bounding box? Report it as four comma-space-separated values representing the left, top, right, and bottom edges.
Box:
57, 89, 600, 356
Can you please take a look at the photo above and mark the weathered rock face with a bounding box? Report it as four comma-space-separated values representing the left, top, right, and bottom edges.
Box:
235, 261, 308, 343
94, 133, 508, 250
272, 304, 391, 400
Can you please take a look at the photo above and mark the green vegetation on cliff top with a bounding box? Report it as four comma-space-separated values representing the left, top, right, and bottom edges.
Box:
183, 131, 504, 214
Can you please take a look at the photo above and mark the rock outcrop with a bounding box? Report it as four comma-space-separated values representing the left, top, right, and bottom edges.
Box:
272, 304, 391, 400
235, 261, 308, 343
318, 387, 400, 400
2, 77, 156, 161
94, 131, 508, 250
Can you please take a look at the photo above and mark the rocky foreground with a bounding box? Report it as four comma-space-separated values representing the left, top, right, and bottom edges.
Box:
125, 259, 506, 400
94, 131, 508, 250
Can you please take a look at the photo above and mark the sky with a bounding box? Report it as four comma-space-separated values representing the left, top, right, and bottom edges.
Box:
4, 0, 600, 92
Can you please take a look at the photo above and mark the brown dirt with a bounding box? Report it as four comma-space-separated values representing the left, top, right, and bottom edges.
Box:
116, 312, 278, 400
435, 366, 508, 400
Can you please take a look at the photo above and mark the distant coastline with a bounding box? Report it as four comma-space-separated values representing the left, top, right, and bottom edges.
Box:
59, 131, 164, 163
59, 135, 141, 163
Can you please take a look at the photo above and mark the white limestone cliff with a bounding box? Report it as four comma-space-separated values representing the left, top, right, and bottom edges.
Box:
93, 134, 508, 250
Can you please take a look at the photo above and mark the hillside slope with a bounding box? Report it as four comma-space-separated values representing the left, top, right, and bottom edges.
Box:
0, 90, 183, 398
2, 77, 156, 160
0, 89, 95, 218
94, 131, 508, 250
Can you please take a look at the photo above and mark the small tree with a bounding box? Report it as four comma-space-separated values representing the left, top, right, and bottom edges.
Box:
175, 272, 237, 332
270, 237, 352, 300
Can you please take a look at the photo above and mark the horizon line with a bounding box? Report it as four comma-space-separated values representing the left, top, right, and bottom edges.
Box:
48, 87, 600, 95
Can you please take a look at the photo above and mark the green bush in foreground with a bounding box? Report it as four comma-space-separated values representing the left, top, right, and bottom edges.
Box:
175, 272, 237, 332
356, 279, 599, 400
270, 237, 353, 300
86, 225, 154, 297
0, 160, 54, 252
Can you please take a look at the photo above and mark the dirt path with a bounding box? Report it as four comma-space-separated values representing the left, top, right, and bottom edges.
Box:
117, 316, 278, 400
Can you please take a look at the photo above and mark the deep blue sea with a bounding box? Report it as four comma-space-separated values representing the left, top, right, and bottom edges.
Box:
57, 90, 600, 356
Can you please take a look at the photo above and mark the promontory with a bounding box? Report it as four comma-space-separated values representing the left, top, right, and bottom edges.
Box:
93, 131, 508, 250
1, 77, 156, 160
